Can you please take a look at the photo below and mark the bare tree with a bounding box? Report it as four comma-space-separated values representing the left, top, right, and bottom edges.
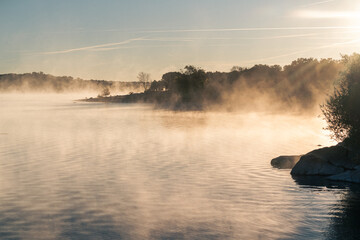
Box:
137, 72, 151, 91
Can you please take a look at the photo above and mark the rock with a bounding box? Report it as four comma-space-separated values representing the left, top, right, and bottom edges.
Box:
271, 155, 301, 169
271, 142, 360, 183
328, 166, 360, 183
291, 154, 344, 176
291, 145, 360, 176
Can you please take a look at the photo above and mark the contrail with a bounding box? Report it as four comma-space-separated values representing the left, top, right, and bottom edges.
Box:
245, 38, 360, 64
87, 44, 192, 51
44, 25, 360, 35
300, 0, 338, 8
41, 37, 144, 55
138, 26, 360, 34
40, 37, 197, 54
37, 31, 358, 54
81, 34, 321, 52
33, 27, 360, 55
241, 33, 320, 40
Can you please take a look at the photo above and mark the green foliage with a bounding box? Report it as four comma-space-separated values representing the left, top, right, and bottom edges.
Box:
321, 53, 360, 142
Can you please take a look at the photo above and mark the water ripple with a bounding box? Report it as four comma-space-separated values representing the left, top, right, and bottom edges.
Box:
0, 95, 359, 239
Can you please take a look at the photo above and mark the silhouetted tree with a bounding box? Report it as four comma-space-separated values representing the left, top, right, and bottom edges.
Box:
161, 72, 181, 90
149, 80, 166, 91
230, 66, 244, 72
0, 56, 346, 112
321, 54, 360, 143
137, 72, 151, 91
175, 66, 207, 102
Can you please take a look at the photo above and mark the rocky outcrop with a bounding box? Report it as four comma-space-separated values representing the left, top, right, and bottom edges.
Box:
271, 155, 302, 169
273, 143, 360, 184
290, 145, 360, 176
328, 166, 360, 183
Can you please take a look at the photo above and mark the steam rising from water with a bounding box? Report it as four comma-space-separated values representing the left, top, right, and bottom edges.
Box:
1, 94, 352, 240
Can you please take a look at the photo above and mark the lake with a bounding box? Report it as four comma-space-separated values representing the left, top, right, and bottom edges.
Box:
1, 94, 360, 240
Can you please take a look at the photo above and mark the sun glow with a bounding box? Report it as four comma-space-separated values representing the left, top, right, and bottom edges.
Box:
294, 6, 360, 43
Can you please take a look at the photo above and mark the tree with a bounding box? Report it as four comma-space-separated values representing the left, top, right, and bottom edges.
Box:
137, 72, 151, 91
149, 80, 166, 92
175, 65, 207, 102
161, 72, 181, 90
321, 53, 360, 143
99, 87, 110, 97
230, 66, 244, 72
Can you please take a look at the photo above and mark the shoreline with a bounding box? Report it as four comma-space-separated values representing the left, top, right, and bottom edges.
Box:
272, 142, 360, 184
80, 91, 206, 111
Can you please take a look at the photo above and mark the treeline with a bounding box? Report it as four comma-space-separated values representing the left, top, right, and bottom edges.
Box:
2, 56, 350, 113
0, 72, 143, 93
147, 57, 345, 112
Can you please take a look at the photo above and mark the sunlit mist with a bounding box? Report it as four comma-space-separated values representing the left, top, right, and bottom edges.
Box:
0, 94, 340, 239
2, 0, 360, 239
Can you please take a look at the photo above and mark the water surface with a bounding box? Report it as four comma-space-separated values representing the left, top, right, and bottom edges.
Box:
0, 94, 359, 240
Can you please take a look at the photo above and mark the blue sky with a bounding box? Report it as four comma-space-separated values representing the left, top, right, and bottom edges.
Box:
1, 0, 360, 81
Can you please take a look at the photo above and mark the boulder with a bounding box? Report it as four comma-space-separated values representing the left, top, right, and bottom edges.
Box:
291, 145, 360, 176
271, 155, 301, 169
328, 166, 360, 183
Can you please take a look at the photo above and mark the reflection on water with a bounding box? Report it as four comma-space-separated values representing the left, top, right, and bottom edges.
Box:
293, 176, 360, 240
327, 190, 360, 240
0, 94, 358, 239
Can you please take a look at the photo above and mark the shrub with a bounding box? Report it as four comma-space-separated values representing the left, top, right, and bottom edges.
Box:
321, 54, 360, 143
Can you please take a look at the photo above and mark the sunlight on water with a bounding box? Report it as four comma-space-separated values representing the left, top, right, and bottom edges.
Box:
0, 94, 359, 240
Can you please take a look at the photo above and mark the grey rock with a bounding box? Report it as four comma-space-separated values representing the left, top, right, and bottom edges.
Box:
271, 155, 301, 169
291, 145, 360, 176
291, 154, 344, 176
272, 142, 360, 183
328, 166, 360, 183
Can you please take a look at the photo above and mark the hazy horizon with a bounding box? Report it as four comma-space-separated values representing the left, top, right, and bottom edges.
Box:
3, 1, 360, 239
1, 0, 360, 81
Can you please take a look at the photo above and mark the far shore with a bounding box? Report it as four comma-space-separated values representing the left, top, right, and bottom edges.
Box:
80, 91, 207, 111
80, 91, 166, 103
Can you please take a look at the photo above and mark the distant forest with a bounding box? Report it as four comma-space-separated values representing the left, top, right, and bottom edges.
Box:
0, 72, 143, 94
144, 57, 346, 112
1, 56, 349, 112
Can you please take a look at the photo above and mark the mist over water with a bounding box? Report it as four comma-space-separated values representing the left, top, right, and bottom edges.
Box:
1, 94, 360, 240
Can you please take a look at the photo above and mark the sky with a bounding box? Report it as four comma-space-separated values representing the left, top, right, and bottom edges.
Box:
1, 0, 360, 81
